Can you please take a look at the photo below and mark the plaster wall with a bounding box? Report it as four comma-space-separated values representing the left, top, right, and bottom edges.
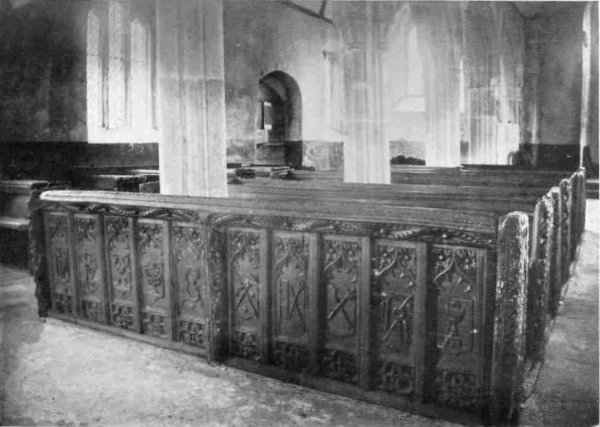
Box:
0, 1, 159, 180
223, 0, 341, 163
537, 3, 585, 147
0, 0, 88, 143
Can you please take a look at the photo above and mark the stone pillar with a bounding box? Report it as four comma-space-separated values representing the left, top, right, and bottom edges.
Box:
523, 18, 543, 166
340, 3, 390, 184
157, 0, 228, 197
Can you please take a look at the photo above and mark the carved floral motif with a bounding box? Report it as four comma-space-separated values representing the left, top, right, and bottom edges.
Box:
82, 300, 103, 323
320, 348, 358, 384
138, 222, 165, 302
143, 312, 167, 338
231, 330, 259, 361
53, 292, 73, 314
435, 369, 479, 411
272, 341, 309, 373
47, 214, 72, 314
105, 217, 133, 298
173, 226, 206, 317
111, 304, 134, 330
207, 227, 226, 359
373, 361, 414, 396
75, 217, 101, 295
178, 320, 206, 348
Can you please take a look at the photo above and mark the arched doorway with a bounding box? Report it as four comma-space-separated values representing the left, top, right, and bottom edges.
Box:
256, 71, 302, 165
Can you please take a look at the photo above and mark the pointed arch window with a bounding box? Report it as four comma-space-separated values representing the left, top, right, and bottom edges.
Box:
87, 1, 157, 143
392, 23, 426, 113
87, 10, 102, 130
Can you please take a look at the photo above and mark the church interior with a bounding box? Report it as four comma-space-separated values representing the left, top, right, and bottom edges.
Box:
0, 0, 598, 425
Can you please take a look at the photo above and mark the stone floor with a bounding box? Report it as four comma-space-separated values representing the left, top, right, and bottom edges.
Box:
0, 201, 598, 427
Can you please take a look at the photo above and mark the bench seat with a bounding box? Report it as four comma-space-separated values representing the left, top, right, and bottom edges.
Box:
0, 216, 29, 231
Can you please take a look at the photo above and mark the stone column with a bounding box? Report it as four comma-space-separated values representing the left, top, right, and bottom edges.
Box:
340, 3, 390, 184
157, 0, 228, 197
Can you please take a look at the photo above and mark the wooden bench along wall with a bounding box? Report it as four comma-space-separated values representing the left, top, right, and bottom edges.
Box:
30, 166, 585, 425
0, 180, 68, 267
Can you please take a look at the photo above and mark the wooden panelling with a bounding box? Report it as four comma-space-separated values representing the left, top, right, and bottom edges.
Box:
429, 245, 487, 412
172, 223, 208, 349
270, 231, 314, 373
74, 214, 108, 323
137, 219, 172, 340
227, 227, 268, 362
319, 235, 367, 386
371, 240, 426, 398
105, 216, 140, 332
45, 212, 77, 316
33, 165, 584, 425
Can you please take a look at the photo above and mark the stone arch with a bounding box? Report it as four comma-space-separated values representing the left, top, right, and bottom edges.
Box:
258, 71, 302, 143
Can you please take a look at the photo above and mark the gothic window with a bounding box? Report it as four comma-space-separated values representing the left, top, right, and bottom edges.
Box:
130, 18, 152, 130
86, 10, 102, 130
108, 1, 125, 129
87, 1, 157, 143
391, 22, 426, 113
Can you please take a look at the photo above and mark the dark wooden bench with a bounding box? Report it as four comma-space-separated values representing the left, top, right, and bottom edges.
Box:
70, 165, 160, 192
0, 180, 68, 266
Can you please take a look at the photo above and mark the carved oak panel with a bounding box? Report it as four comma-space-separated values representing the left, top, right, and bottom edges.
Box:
559, 179, 572, 282
104, 216, 138, 331
228, 228, 266, 361
173, 223, 207, 348
320, 235, 363, 385
431, 245, 485, 411
270, 232, 311, 372
371, 240, 421, 396
45, 212, 75, 315
74, 214, 107, 323
137, 219, 171, 339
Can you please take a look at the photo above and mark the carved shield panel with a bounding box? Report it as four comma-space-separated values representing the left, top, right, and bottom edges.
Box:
173, 223, 207, 348
137, 219, 171, 340
320, 235, 363, 385
270, 232, 311, 373
430, 244, 486, 411
45, 212, 75, 315
105, 215, 138, 331
371, 240, 424, 396
228, 228, 267, 362
74, 214, 107, 323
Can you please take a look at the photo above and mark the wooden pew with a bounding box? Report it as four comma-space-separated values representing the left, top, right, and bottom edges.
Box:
70, 165, 159, 192
30, 187, 537, 425
31, 166, 583, 425
0, 180, 68, 266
